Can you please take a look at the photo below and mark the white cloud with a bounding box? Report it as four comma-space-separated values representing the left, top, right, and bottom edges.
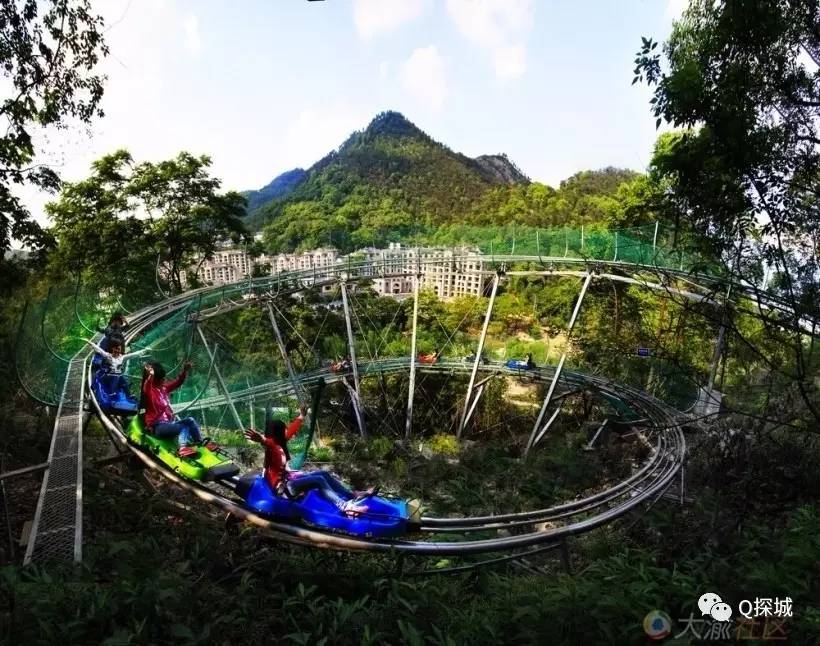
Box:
182, 14, 202, 55
353, 0, 429, 41
494, 44, 526, 80
379, 61, 390, 79
445, 0, 532, 79
402, 46, 447, 111
283, 106, 370, 169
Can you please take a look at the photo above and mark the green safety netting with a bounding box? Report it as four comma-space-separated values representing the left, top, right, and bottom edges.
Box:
413, 222, 707, 268
16, 222, 717, 427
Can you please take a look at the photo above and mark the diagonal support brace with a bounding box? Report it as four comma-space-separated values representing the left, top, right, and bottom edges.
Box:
405, 274, 421, 440
197, 325, 244, 430
266, 302, 308, 406
526, 273, 592, 454
340, 280, 366, 437
458, 272, 500, 438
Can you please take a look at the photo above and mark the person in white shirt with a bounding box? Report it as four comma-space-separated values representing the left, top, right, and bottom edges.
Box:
87, 338, 151, 393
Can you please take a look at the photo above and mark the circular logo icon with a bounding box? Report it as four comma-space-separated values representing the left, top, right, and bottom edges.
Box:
643, 610, 673, 640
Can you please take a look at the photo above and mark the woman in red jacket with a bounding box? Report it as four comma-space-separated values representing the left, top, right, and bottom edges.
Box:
244, 407, 372, 515
142, 361, 210, 458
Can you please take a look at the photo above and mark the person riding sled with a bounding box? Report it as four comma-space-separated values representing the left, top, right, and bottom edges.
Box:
244, 406, 376, 515
86, 337, 151, 394
418, 348, 438, 364
330, 356, 351, 373
98, 313, 128, 352
141, 361, 216, 458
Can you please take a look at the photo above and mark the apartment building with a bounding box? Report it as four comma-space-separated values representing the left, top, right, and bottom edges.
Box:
357, 243, 488, 300
195, 248, 255, 286
187, 243, 487, 300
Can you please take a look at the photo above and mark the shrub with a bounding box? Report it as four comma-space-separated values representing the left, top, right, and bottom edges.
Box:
428, 433, 459, 456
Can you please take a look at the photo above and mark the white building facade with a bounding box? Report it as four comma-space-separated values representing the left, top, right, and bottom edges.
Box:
187, 243, 488, 300
356, 243, 488, 300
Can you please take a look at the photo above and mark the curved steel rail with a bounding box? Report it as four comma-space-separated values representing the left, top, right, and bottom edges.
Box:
85, 284, 687, 556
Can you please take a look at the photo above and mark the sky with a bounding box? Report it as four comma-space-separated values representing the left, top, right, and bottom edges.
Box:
17, 0, 688, 226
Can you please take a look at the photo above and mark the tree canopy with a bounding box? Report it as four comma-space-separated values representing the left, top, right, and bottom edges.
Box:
0, 0, 107, 277
636, 0, 820, 424
47, 150, 250, 293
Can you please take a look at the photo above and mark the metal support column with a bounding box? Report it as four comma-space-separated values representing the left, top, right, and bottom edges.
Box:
266, 302, 307, 405
526, 273, 593, 454
405, 274, 421, 440
707, 324, 726, 392
341, 378, 366, 438
707, 282, 733, 393
196, 325, 244, 430
585, 418, 609, 450
458, 272, 500, 438
340, 281, 366, 437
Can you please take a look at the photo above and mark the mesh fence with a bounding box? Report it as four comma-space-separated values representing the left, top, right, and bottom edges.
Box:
16, 223, 713, 428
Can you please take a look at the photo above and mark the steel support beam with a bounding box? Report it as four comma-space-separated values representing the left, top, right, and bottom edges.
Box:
405, 274, 421, 439
463, 383, 486, 430
340, 281, 366, 437
0, 462, 49, 482
458, 272, 500, 438
266, 302, 307, 405
341, 378, 366, 437
530, 404, 563, 450
196, 326, 244, 430
526, 273, 592, 454
585, 418, 609, 450
707, 283, 733, 392
706, 324, 727, 392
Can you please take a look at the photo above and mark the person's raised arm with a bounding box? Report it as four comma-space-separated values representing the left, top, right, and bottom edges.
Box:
244, 428, 264, 444
86, 340, 112, 361
142, 364, 155, 395
165, 361, 191, 393
121, 346, 152, 361
285, 405, 307, 439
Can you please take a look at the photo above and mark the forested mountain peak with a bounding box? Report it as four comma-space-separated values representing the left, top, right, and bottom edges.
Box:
245, 110, 535, 233
357, 110, 429, 142
247, 113, 655, 250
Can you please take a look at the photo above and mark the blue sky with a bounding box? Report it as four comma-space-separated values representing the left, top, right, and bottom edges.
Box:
21, 0, 686, 222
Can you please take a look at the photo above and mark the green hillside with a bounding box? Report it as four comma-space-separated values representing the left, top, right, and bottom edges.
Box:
250, 111, 652, 253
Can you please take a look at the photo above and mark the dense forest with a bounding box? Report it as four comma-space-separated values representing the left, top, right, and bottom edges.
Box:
247, 111, 659, 253
1, 0, 820, 644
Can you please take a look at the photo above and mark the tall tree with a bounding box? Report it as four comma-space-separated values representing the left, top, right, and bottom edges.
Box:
635, 0, 820, 423
129, 152, 249, 291
0, 0, 107, 269
48, 150, 250, 294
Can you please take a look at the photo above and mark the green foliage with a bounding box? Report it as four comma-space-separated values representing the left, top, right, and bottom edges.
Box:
426, 433, 459, 456
47, 150, 251, 293
254, 112, 659, 253
365, 436, 393, 461
0, 0, 107, 279
635, 0, 820, 424
308, 445, 334, 462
